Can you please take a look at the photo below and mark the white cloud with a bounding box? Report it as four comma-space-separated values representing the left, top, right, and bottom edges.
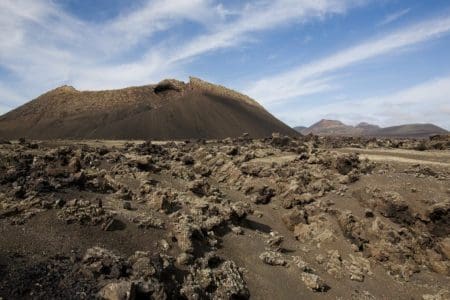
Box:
0, 0, 362, 109
166, 0, 355, 64
378, 8, 411, 26
245, 15, 450, 104
278, 76, 450, 129
75, 0, 360, 89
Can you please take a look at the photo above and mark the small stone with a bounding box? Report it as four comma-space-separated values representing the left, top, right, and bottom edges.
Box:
253, 210, 263, 218
350, 244, 359, 252
266, 232, 284, 251
177, 252, 194, 265
193, 162, 211, 177
282, 209, 307, 231
159, 239, 170, 251
98, 281, 135, 300
259, 251, 287, 266
68, 156, 82, 173
292, 256, 314, 272
188, 179, 210, 197
439, 238, 450, 260
253, 185, 275, 204
54, 198, 66, 208
226, 146, 239, 156
315, 254, 326, 264
349, 267, 365, 282
300, 273, 328, 292
422, 289, 450, 300
123, 201, 132, 210
231, 226, 244, 235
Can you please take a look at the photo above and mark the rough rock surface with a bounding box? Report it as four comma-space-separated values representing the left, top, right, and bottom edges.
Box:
0, 136, 449, 299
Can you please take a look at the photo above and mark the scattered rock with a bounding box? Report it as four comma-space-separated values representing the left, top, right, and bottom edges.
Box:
282, 208, 308, 231
259, 251, 287, 266
253, 185, 275, 204
188, 179, 210, 197
123, 201, 132, 210
98, 281, 135, 300
231, 225, 244, 235
177, 253, 194, 265
300, 273, 328, 292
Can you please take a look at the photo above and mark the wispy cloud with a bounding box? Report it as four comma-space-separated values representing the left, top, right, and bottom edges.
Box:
245, 15, 450, 104
278, 75, 450, 129
377, 8, 411, 26
166, 0, 353, 63
73, 0, 361, 89
0, 0, 363, 108
0, 0, 224, 93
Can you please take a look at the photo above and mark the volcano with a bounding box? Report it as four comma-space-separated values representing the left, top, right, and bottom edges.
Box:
0, 77, 298, 140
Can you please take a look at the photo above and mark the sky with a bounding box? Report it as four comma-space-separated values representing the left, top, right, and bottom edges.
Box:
1, 0, 450, 129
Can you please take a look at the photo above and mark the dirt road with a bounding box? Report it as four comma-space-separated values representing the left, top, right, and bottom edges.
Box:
337, 148, 450, 167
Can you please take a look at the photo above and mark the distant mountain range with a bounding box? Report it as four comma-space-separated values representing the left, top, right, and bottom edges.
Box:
295, 119, 448, 138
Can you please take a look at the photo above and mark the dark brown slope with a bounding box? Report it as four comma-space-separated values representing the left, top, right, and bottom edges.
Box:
0, 77, 298, 140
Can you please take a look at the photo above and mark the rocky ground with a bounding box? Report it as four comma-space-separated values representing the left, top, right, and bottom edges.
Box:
0, 135, 449, 299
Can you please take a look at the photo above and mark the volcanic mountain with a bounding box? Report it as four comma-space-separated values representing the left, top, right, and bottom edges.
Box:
300, 119, 359, 136
0, 77, 298, 140
297, 119, 447, 138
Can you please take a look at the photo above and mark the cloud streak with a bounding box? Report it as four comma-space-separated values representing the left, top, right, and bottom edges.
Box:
377, 8, 411, 26
0, 0, 361, 106
245, 15, 450, 103
74, 0, 360, 89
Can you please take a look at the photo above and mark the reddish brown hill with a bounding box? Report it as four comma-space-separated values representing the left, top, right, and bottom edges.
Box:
301, 119, 360, 136
0, 77, 298, 140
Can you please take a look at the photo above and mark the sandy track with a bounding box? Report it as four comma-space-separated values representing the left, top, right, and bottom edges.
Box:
337, 148, 450, 167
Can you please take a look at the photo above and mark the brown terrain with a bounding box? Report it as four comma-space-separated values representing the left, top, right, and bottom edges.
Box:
0, 80, 449, 300
298, 119, 448, 138
0, 134, 449, 300
0, 77, 298, 140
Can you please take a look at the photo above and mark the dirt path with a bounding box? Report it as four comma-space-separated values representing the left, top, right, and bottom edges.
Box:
337, 148, 450, 167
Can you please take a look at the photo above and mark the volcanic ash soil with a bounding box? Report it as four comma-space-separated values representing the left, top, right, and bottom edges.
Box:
0, 134, 449, 299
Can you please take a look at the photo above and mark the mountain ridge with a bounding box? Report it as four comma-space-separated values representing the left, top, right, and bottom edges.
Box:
296, 119, 447, 138
0, 77, 299, 140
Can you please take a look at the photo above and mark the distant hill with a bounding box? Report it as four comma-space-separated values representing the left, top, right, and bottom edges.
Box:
300, 119, 361, 136
295, 119, 447, 138
355, 122, 380, 134
0, 77, 299, 140
375, 124, 448, 138
293, 126, 307, 132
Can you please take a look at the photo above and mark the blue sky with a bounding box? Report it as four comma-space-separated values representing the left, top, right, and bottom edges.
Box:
1, 0, 450, 129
